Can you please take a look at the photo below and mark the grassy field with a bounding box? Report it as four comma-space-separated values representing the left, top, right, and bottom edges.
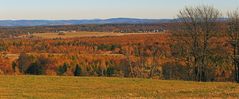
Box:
0, 76, 238, 98
30, 32, 160, 39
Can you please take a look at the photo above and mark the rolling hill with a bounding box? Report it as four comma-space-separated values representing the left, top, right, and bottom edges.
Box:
0, 18, 173, 26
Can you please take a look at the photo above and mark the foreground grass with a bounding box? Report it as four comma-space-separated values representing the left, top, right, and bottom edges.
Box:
0, 76, 238, 98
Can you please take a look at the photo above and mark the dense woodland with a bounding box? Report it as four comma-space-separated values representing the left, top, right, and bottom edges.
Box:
0, 6, 239, 82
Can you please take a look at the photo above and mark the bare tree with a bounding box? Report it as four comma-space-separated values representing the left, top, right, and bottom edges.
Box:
172, 6, 221, 81
227, 9, 239, 83
148, 43, 162, 78
122, 45, 135, 77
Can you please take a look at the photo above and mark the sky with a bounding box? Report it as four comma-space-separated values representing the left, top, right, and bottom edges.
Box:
0, 0, 238, 20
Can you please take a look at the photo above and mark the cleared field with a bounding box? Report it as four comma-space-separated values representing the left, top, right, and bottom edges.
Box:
31, 32, 161, 39
0, 76, 238, 98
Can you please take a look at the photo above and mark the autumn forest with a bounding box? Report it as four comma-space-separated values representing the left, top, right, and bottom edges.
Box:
0, 6, 239, 83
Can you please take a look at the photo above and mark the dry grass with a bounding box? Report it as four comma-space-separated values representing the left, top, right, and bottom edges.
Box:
0, 76, 238, 98
31, 32, 161, 39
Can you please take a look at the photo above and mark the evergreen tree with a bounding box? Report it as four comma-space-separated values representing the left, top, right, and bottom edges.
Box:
74, 64, 81, 76
26, 62, 45, 75
57, 63, 68, 75
12, 62, 17, 72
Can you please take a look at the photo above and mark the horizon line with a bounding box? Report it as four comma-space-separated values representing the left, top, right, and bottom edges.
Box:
0, 17, 175, 21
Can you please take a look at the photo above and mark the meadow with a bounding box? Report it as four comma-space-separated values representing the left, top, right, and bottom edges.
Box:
30, 32, 160, 39
0, 76, 238, 98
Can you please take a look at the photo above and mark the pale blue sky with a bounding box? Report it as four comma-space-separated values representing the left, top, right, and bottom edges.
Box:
0, 0, 238, 20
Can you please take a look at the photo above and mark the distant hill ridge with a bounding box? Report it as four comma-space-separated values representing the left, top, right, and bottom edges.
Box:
0, 18, 173, 26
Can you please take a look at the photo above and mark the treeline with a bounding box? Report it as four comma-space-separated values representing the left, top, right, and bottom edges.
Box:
0, 24, 168, 38
0, 34, 168, 54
